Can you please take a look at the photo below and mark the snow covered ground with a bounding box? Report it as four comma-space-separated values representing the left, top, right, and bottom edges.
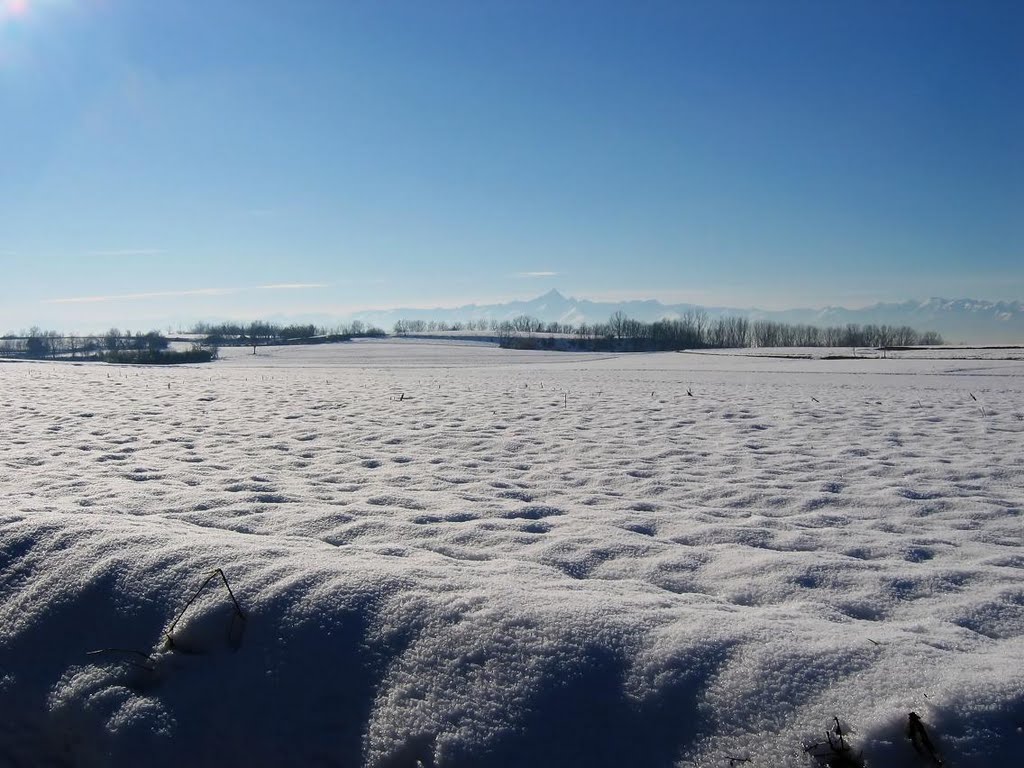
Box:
1, 340, 1021, 767
688, 346, 1024, 361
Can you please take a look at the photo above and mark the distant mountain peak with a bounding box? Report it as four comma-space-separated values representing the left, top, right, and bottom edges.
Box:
536, 288, 568, 301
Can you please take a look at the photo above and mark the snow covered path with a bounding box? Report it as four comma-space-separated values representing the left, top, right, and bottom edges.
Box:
1, 342, 1021, 766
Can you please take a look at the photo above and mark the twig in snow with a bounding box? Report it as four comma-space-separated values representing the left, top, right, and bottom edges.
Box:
686, 387, 693, 397
804, 717, 864, 767
830, 717, 847, 746
811, 396, 820, 403
86, 648, 156, 672
968, 391, 989, 415
907, 712, 943, 766
165, 568, 246, 653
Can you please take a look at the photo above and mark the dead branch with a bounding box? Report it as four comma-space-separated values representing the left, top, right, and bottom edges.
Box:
165, 568, 246, 652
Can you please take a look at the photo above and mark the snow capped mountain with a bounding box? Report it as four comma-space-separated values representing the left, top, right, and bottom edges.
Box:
345, 291, 1023, 344
778, 298, 1024, 343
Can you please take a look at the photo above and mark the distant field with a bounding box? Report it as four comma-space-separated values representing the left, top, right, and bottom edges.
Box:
2, 340, 1021, 766
688, 345, 1024, 361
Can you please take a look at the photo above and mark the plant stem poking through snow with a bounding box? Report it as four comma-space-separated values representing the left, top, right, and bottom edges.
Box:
968, 390, 989, 416
804, 717, 864, 767
907, 712, 944, 766
165, 568, 247, 653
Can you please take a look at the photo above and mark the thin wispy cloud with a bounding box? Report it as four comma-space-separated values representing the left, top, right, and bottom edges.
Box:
45, 283, 330, 304
87, 249, 166, 258
46, 288, 236, 304
516, 271, 560, 278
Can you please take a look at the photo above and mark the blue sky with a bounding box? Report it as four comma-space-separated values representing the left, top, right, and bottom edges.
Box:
1, 0, 1021, 331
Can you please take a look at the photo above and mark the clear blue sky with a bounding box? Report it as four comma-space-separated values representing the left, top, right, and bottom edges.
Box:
2, 0, 1021, 331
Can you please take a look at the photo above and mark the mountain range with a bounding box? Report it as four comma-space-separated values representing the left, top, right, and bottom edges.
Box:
340, 290, 1023, 344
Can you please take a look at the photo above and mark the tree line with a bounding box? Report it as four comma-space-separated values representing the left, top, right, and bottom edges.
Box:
0, 319, 388, 363
393, 311, 944, 351
1, 313, 944, 362
190, 320, 385, 346
0, 328, 214, 363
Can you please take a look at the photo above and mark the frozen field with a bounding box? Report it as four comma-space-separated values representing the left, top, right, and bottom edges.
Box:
689, 347, 1024, 362
1, 340, 1022, 767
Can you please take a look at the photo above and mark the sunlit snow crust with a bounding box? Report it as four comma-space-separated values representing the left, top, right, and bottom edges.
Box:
2, 341, 1021, 766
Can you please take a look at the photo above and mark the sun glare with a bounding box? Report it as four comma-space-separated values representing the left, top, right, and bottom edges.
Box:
1, 0, 29, 29
4, 0, 29, 18
2, 0, 79, 30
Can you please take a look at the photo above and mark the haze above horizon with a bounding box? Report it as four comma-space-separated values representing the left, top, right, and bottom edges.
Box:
2, 0, 1021, 332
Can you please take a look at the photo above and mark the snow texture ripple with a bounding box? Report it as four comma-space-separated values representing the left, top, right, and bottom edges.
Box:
1, 340, 1022, 767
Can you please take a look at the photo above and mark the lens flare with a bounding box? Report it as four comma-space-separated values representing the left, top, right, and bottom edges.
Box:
4, 0, 29, 18
3, 1, 79, 29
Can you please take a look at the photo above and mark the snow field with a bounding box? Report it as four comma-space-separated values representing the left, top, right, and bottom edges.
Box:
1, 341, 1022, 766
